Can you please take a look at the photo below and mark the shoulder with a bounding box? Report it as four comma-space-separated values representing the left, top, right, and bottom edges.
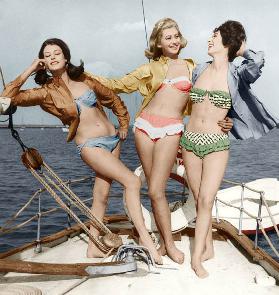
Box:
184, 58, 196, 68
135, 62, 151, 74
39, 80, 51, 94
81, 72, 100, 85
192, 62, 209, 77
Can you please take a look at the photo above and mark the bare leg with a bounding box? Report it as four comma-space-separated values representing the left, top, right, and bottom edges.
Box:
134, 130, 166, 253
81, 144, 162, 264
135, 130, 186, 262
201, 223, 214, 262
191, 150, 229, 278
148, 135, 184, 264
86, 145, 120, 258
87, 173, 112, 258
182, 149, 214, 262
182, 149, 202, 267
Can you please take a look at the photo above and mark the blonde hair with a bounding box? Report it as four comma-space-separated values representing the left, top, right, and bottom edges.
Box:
145, 18, 187, 60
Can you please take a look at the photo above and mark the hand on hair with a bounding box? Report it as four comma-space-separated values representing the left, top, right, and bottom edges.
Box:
236, 41, 246, 57
29, 59, 47, 74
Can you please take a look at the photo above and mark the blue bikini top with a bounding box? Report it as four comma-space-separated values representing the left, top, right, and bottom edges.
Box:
75, 89, 97, 114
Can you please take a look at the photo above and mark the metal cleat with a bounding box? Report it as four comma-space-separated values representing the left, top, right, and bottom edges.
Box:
112, 244, 160, 274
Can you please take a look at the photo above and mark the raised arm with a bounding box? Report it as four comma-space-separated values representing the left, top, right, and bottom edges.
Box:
236, 42, 265, 84
1, 59, 48, 106
87, 63, 151, 94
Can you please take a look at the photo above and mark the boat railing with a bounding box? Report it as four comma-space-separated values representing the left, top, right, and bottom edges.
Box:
1, 176, 278, 259
0, 175, 185, 253
214, 178, 279, 258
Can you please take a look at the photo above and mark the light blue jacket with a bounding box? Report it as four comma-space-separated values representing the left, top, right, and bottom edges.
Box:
192, 50, 279, 140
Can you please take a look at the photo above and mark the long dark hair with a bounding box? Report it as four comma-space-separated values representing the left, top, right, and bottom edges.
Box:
214, 20, 246, 62
34, 38, 84, 85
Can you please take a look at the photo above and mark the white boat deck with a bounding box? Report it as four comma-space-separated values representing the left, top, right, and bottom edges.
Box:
1, 233, 278, 295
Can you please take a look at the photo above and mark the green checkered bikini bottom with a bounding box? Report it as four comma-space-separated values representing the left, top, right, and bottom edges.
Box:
180, 130, 230, 159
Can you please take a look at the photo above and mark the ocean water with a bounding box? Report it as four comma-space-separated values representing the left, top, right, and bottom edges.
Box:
0, 127, 278, 260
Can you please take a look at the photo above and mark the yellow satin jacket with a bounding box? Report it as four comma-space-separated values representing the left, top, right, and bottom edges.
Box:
89, 55, 196, 117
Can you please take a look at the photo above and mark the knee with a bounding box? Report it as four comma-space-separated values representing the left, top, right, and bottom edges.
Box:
126, 175, 141, 190
93, 187, 110, 204
148, 186, 163, 201
93, 192, 109, 206
197, 194, 215, 211
190, 189, 199, 206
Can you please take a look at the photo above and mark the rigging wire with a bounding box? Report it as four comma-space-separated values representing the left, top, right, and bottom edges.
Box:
0, 66, 9, 122
141, 0, 149, 49
0, 65, 27, 151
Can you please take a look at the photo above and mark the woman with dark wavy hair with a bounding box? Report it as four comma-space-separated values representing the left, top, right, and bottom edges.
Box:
1, 38, 163, 263
180, 20, 278, 278
34, 38, 85, 85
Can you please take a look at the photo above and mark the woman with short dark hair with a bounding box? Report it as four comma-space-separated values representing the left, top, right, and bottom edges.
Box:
180, 20, 278, 278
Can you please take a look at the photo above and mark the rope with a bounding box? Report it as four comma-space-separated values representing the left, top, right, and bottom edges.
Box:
0, 65, 28, 151
0, 66, 6, 87
0, 190, 41, 230
0, 215, 38, 236
259, 221, 279, 258
59, 277, 89, 295
28, 166, 111, 253
216, 178, 279, 258
223, 178, 264, 194
261, 193, 279, 239
43, 162, 110, 234
216, 198, 258, 219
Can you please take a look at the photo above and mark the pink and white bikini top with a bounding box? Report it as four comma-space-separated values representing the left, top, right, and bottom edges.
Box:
158, 76, 192, 94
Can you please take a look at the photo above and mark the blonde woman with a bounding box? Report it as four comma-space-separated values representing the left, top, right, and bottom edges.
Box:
90, 18, 232, 264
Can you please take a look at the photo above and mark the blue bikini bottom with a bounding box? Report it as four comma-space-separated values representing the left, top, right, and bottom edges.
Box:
76, 134, 120, 156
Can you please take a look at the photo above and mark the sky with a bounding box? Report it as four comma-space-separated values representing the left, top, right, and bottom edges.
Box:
0, 0, 279, 125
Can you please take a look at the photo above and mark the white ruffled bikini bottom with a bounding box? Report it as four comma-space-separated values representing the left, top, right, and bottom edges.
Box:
133, 111, 184, 141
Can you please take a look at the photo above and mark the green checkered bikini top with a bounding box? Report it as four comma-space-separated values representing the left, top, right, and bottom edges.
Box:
190, 87, 232, 109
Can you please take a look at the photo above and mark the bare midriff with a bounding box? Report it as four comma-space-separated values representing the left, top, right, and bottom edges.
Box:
187, 96, 229, 134
144, 60, 191, 119
75, 106, 116, 145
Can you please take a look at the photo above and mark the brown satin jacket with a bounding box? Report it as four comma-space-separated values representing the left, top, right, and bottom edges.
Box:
2, 72, 130, 142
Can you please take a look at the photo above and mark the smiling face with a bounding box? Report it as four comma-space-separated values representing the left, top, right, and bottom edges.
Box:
208, 30, 227, 58
43, 44, 67, 73
158, 27, 181, 58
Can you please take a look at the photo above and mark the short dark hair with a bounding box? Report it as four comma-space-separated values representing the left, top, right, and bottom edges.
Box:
214, 20, 246, 62
34, 38, 84, 85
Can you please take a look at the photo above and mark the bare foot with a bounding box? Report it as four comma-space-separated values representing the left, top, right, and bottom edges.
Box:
87, 241, 106, 258
139, 236, 163, 265
157, 242, 167, 256
191, 259, 209, 279
165, 245, 184, 264
201, 248, 214, 262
